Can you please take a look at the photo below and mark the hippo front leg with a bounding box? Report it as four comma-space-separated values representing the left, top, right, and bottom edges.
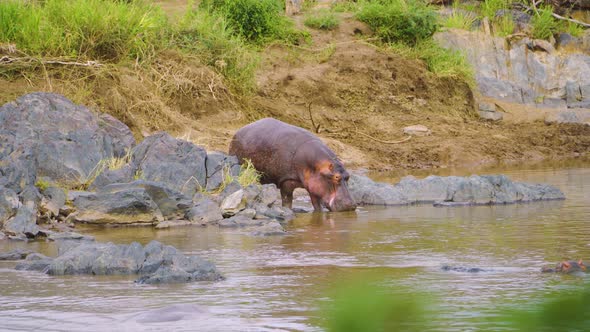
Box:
280, 180, 300, 209
310, 195, 322, 212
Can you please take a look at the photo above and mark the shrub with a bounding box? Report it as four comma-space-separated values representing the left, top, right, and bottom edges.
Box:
304, 10, 340, 30
175, 9, 259, 92
356, 0, 438, 46
531, 6, 559, 40
200, 0, 302, 44
0, 0, 169, 61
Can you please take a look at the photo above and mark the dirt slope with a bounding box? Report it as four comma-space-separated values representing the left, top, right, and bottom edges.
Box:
0, 3, 588, 170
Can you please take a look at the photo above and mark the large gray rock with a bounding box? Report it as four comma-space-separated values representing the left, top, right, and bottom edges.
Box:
39, 186, 67, 218
205, 152, 240, 192
99, 181, 192, 219
88, 165, 135, 190
545, 109, 590, 125
434, 30, 590, 108
15, 240, 223, 284
72, 187, 163, 224
0, 93, 135, 189
185, 198, 223, 225
3, 205, 39, 237
220, 189, 246, 217
349, 174, 565, 206
132, 132, 207, 196
0, 186, 20, 224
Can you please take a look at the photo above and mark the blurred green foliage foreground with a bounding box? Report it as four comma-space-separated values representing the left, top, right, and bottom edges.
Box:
323, 275, 590, 332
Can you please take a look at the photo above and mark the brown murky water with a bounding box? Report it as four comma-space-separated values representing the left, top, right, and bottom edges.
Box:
1, 161, 589, 331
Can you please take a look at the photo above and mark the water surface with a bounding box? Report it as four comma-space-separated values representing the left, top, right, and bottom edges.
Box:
1, 163, 589, 331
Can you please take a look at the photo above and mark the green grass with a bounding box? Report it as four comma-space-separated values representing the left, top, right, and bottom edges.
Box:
331, 1, 360, 12
442, 10, 477, 30
531, 6, 559, 40
34, 179, 52, 192
0, 0, 168, 61
480, 0, 510, 19
356, 0, 438, 46
389, 40, 475, 87
494, 14, 515, 37
563, 21, 585, 38
175, 9, 259, 93
304, 10, 340, 30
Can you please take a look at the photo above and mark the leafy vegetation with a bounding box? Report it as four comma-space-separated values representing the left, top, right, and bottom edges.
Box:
356, 0, 438, 46
323, 276, 590, 331
304, 10, 340, 30
237, 159, 261, 188
199, 0, 303, 44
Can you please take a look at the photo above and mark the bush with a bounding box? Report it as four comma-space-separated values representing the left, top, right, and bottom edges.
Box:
356, 0, 438, 46
175, 9, 259, 92
0, 0, 168, 61
200, 0, 302, 44
304, 10, 340, 30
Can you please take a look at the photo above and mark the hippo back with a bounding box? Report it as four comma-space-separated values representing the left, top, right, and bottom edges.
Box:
229, 118, 325, 185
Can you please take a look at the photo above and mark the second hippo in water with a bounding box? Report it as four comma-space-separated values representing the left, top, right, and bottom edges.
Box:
229, 118, 356, 212
541, 260, 587, 273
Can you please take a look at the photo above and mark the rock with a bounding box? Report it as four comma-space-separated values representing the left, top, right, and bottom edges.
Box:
0, 231, 5, 240
434, 30, 590, 107
254, 205, 295, 223
99, 181, 192, 219
402, 125, 431, 136
132, 132, 207, 197
185, 198, 223, 225
89, 165, 135, 190
131, 304, 206, 323
0, 248, 34, 260
349, 174, 565, 206
220, 189, 246, 217
526, 39, 555, 54
154, 220, 192, 229
215, 180, 242, 203
237, 208, 257, 219
441, 265, 488, 273
15, 253, 53, 271
72, 187, 163, 224
3, 205, 39, 237
557, 32, 578, 48
218, 215, 265, 228
250, 221, 287, 236
47, 231, 95, 242
495, 9, 531, 25
478, 105, 503, 121
545, 109, 590, 125
0, 186, 20, 224
0, 93, 135, 189
205, 152, 240, 192
0, 147, 37, 193
39, 186, 67, 218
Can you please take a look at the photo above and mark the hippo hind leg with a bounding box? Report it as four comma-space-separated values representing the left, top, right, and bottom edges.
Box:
280, 180, 301, 209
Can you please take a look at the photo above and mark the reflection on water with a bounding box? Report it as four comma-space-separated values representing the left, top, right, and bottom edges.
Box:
0, 163, 589, 331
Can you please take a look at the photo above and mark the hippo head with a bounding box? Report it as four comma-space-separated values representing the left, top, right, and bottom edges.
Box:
305, 160, 356, 212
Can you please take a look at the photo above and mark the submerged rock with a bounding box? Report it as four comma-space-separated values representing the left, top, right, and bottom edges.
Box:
0, 248, 34, 260
441, 265, 489, 273
349, 174, 565, 206
15, 240, 223, 284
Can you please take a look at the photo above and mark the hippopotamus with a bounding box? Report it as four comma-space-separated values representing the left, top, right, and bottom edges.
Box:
541, 260, 587, 273
229, 118, 356, 212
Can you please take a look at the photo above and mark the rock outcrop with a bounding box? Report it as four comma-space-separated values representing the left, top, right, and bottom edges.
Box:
349, 174, 565, 206
15, 240, 223, 284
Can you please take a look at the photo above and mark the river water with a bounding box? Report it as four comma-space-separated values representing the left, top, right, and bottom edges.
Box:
1, 161, 589, 331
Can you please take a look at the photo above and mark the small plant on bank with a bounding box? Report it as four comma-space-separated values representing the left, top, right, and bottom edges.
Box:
332, 0, 360, 12
563, 21, 585, 37
304, 10, 340, 30
34, 179, 52, 192
480, 0, 510, 20
356, 0, 438, 46
531, 6, 559, 40
237, 159, 261, 187
441, 5, 477, 30
494, 14, 515, 37
389, 40, 475, 87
